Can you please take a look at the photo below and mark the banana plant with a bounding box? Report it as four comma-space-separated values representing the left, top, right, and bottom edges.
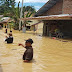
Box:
23, 7, 35, 27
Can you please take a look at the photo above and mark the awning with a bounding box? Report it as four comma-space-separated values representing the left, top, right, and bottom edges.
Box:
19, 14, 72, 21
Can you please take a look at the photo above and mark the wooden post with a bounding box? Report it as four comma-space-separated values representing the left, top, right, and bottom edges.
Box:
19, 0, 23, 31
43, 24, 46, 36
43, 24, 44, 36
47, 25, 49, 36
47, 24, 50, 36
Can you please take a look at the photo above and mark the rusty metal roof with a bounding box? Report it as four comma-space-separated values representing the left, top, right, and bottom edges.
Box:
35, 0, 60, 16
0, 17, 10, 23
20, 14, 72, 21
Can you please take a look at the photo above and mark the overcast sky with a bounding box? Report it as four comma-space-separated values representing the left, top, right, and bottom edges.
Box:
15, 0, 49, 11
15, 0, 48, 3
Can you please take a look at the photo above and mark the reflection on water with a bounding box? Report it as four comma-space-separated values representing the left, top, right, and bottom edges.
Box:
0, 29, 72, 72
0, 64, 3, 72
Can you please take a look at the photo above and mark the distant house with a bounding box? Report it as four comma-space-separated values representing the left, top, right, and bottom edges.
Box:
26, 20, 43, 31
20, 0, 72, 38
0, 17, 10, 28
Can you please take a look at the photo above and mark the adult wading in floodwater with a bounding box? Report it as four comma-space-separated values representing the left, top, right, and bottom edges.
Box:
18, 38, 33, 62
5, 33, 13, 44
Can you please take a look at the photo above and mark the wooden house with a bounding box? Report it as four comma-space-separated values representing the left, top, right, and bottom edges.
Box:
20, 0, 72, 38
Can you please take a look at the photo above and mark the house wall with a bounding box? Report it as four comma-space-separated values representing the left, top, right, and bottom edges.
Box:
59, 20, 72, 37
30, 26, 34, 30
30, 22, 43, 35
43, 20, 72, 37
63, 0, 72, 14
43, 0, 63, 16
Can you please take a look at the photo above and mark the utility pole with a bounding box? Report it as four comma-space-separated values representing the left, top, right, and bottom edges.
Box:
19, 0, 23, 31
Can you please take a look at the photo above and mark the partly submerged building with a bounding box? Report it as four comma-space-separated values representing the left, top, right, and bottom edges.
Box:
26, 20, 43, 31
0, 17, 10, 28
20, 0, 72, 38
35, 0, 72, 38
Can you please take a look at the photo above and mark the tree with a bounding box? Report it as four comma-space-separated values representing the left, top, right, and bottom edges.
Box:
0, 0, 36, 30
13, 1, 21, 30
22, 6, 36, 28
0, 0, 6, 14
23, 6, 36, 13
0, 0, 16, 16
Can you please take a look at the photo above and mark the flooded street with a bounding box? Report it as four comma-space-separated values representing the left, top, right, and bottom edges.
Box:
0, 29, 72, 72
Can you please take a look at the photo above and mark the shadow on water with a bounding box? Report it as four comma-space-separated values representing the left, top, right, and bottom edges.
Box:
23, 59, 36, 63
23, 32, 43, 37
56, 38, 72, 43
0, 64, 3, 72
30, 59, 36, 63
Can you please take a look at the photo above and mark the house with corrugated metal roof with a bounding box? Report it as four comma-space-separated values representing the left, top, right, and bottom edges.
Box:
35, 0, 72, 38
20, 0, 72, 38
0, 17, 10, 28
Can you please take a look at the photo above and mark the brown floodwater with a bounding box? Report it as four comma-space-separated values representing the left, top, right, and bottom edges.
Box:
0, 28, 72, 72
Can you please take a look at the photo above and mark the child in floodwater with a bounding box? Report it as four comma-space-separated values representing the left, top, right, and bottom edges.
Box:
10, 30, 12, 33
18, 38, 33, 62
5, 28, 7, 33
5, 33, 13, 43
10, 30, 12, 35
0, 25, 2, 29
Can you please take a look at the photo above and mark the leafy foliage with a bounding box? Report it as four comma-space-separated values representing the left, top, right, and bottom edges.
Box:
0, 0, 36, 30
0, 0, 16, 15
